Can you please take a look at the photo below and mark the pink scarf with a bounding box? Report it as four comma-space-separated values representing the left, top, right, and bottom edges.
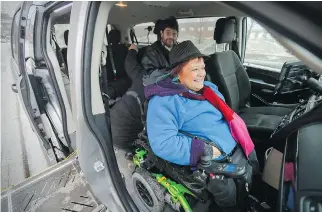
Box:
182, 86, 255, 157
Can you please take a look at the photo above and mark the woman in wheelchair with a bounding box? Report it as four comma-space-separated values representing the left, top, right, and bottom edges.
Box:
144, 40, 259, 210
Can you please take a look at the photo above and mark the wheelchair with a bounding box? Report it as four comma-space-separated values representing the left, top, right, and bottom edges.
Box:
128, 102, 255, 212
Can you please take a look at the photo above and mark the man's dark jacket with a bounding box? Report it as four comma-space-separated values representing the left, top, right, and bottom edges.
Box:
141, 41, 171, 86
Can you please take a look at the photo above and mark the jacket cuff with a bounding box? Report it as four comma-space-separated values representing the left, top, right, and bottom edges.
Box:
129, 49, 138, 54
190, 138, 206, 166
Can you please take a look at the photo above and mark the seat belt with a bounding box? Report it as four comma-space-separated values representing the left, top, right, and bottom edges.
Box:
51, 33, 65, 65
130, 29, 139, 45
51, 32, 69, 76
108, 45, 117, 80
106, 27, 117, 79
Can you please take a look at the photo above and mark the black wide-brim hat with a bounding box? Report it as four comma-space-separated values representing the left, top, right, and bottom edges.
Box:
169, 40, 209, 70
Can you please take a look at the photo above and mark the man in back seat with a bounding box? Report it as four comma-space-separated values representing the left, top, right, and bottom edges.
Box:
141, 16, 179, 86
110, 44, 145, 153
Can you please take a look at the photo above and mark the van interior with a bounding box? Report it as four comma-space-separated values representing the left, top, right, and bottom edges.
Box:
45, 1, 322, 212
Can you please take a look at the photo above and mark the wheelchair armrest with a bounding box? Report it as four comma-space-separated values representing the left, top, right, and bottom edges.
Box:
198, 162, 247, 178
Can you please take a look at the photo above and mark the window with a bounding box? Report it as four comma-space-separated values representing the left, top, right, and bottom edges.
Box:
245, 18, 299, 70
208, 27, 214, 31
54, 24, 70, 48
177, 17, 225, 55
133, 22, 157, 44
133, 17, 225, 55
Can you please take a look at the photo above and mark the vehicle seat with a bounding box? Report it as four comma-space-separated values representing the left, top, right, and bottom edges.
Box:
206, 18, 292, 140
106, 29, 131, 99
106, 29, 128, 80
137, 47, 148, 63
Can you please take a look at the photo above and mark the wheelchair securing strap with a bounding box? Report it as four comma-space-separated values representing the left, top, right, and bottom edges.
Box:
108, 45, 117, 78
125, 91, 145, 125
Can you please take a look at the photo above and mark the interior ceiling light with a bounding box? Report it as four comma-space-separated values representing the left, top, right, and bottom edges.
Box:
116, 1, 127, 7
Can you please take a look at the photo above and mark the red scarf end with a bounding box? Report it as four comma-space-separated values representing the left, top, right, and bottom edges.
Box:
202, 87, 234, 121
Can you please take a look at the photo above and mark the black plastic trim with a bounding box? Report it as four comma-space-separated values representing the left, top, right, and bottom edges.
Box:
277, 132, 293, 212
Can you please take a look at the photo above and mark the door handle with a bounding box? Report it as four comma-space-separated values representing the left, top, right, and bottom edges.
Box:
11, 83, 18, 93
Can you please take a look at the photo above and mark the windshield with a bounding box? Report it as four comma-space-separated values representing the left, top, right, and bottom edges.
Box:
245, 17, 299, 70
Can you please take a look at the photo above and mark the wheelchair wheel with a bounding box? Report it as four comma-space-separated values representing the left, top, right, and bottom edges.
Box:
132, 168, 165, 212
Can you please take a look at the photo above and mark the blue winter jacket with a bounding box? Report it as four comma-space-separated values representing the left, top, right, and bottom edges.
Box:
146, 81, 237, 165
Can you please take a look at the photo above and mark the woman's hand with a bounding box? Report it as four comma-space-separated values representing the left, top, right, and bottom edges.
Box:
212, 146, 221, 159
201, 144, 222, 164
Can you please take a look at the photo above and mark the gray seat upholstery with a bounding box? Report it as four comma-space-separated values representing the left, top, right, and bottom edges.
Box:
206, 18, 292, 140
105, 29, 131, 99
239, 106, 291, 139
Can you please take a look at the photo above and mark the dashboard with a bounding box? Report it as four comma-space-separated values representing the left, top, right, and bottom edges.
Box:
269, 67, 322, 211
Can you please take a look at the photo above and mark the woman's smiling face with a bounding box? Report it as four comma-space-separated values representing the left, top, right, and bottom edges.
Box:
178, 57, 206, 92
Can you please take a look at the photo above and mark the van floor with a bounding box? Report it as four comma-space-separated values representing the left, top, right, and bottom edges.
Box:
1, 154, 106, 212
0, 148, 177, 212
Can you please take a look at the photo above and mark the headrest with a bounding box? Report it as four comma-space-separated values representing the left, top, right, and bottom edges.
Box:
108, 29, 121, 44
153, 19, 163, 34
214, 18, 234, 44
